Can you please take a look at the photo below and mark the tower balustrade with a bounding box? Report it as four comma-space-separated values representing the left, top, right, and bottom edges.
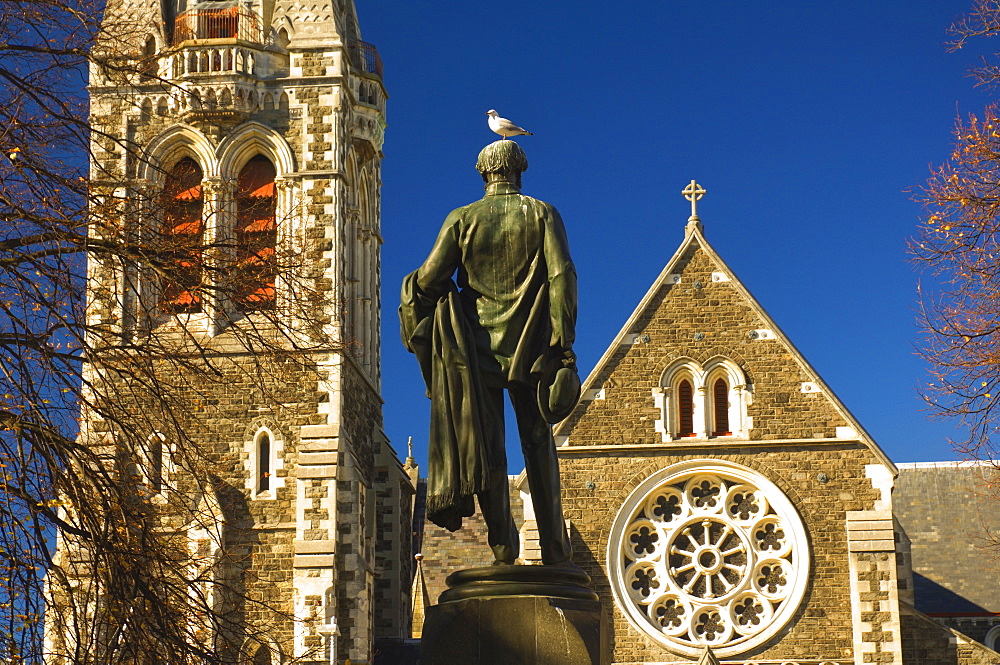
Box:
172, 4, 262, 45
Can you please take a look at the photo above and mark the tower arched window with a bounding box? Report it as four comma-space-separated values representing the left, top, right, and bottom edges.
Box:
243, 424, 284, 499
160, 157, 204, 313
138, 433, 172, 498
141, 35, 157, 78
148, 434, 163, 493
712, 377, 731, 436
677, 378, 694, 437
256, 430, 271, 494
235, 155, 277, 311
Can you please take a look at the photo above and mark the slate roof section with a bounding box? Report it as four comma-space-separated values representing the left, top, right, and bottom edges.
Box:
895, 462, 1000, 614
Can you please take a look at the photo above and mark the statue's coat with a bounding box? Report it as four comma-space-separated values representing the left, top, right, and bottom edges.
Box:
400, 181, 577, 531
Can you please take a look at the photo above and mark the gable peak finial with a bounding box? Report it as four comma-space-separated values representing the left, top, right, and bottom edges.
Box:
682, 179, 706, 234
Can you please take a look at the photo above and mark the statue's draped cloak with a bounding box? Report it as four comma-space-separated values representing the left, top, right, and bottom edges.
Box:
399, 184, 577, 531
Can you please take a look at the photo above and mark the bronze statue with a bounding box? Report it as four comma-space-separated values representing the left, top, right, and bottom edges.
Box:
400, 140, 579, 565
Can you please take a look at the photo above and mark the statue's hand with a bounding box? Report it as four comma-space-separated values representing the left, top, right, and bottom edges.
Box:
561, 347, 577, 372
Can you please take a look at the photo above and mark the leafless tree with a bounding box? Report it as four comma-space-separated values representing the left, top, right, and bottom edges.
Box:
1, 1, 338, 662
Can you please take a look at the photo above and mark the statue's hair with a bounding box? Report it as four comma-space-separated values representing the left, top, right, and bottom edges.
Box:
476, 140, 529, 175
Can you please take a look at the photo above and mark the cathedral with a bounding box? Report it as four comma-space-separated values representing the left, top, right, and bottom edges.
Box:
56, 0, 1000, 663
52, 0, 412, 663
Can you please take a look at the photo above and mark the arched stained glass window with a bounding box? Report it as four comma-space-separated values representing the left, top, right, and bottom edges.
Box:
235, 155, 277, 311
713, 377, 731, 436
160, 157, 204, 313
677, 379, 694, 437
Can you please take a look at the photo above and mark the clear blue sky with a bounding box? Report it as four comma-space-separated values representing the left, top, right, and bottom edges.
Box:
360, 1, 991, 469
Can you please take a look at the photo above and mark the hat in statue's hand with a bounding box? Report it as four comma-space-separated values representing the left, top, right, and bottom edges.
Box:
537, 359, 581, 424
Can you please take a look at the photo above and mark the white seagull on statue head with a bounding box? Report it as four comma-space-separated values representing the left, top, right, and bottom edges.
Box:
486, 109, 533, 139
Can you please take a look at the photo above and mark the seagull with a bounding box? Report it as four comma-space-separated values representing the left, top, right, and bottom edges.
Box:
486, 109, 533, 139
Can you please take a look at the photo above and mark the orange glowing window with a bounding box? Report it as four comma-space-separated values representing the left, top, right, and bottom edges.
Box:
160, 157, 204, 313
234, 155, 277, 311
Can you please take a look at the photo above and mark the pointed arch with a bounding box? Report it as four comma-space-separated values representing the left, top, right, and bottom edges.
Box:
217, 122, 296, 177
252, 645, 272, 665
655, 357, 752, 441
242, 421, 286, 499
702, 356, 752, 439
354, 161, 380, 378
344, 150, 359, 205
255, 429, 272, 494
241, 637, 283, 665
139, 124, 218, 182
145, 432, 167, 493
711, 376, 729, 436
657, 358, 701, 440
275, 26, 290, 49
141, 34, 158, 78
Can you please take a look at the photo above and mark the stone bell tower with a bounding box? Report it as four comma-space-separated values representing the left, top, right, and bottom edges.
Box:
67, 0, 412, 662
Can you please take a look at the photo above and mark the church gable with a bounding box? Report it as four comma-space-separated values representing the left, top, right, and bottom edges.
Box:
558, 228, 885, 462
554, 220, 905, 662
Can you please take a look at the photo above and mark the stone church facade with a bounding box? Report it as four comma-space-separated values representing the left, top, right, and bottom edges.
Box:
554, 215, 902, 663
414, 210, 1000, 665
51, 0, 414, 663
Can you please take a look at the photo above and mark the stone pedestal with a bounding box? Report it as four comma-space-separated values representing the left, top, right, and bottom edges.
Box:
420, 565, 609, 665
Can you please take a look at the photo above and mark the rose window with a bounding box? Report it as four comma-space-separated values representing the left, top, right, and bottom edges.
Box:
608, 461, 809, 658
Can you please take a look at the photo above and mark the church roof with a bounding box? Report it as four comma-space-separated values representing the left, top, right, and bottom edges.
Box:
895, 461, 1000, 614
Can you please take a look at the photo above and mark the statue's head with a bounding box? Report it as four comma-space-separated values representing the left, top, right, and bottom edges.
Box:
476, 140, 528, 188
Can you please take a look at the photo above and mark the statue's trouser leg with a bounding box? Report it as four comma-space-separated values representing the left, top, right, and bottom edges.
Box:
477, 386, 519, 565
510, 385, 572, 565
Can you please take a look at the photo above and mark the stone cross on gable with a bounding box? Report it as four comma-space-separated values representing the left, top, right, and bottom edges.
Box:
682, 180, 706, 223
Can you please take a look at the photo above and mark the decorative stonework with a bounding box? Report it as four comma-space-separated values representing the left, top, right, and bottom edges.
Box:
608, 460, 809, 658
653, 357, 752, 441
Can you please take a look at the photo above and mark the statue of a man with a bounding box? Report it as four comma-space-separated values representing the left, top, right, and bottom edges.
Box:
400, 140, 578, 565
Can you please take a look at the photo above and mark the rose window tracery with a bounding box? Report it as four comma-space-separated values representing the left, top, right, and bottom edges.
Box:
609, 461, 809, 658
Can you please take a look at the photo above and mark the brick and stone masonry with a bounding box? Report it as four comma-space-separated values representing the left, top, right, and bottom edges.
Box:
62, 0, 411, 663
553, 222, 901, 664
